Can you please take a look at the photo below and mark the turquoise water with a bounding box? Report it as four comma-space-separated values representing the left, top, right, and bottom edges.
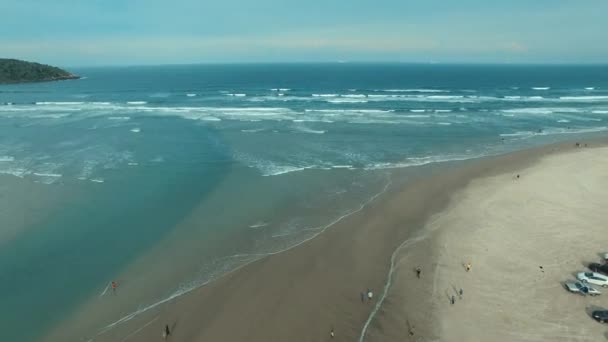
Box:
0, 64, 607, 341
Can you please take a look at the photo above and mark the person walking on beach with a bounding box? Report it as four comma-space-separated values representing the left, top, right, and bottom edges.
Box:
163, 324, 171, 339
415, 266, 422, 279
450, 295, 455, 305
330, 328, 335, 338
459, 288, 463, 299
367, 289, 373, 301
360, 292, 365, 303
465, 263, 471, 272
111, 281, 118, 295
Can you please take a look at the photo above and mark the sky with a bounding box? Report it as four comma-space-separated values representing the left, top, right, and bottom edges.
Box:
1, 0, 607, 66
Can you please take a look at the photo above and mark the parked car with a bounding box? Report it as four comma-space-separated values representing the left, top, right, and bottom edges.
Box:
592, 310, 608, 323
577, 272, 608, 287
563, 281, 601, 296
589, 262, 608, 276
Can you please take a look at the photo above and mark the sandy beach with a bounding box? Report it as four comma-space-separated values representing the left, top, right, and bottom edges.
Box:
44, 141, 608, 342
369, 144, 608, 341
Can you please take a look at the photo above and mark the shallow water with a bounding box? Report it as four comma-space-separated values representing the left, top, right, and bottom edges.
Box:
0, 64, 607, 341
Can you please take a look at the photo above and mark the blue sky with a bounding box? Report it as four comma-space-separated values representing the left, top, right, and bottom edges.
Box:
1, 0, 607, 66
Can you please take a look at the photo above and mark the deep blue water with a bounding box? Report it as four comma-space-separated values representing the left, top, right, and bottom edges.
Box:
0, 64, 607, 341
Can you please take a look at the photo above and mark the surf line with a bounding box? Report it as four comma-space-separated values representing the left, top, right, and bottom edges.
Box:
358, 213, 447, 342
99, 282, 111, 297
96, 177, 393, 337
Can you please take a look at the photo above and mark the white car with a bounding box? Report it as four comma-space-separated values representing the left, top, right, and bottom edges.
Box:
564, 281, 601, 296
577, 272, 608, 287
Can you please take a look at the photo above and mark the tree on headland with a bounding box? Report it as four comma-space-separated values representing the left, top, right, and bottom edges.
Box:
0, 58, 79, 84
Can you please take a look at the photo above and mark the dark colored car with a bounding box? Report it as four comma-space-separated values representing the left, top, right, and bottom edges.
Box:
589, 263, 608, 276
592, 310, 608, 323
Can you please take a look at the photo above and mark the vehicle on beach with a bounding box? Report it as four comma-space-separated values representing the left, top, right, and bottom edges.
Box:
589, 263, 608, 276
577, 272, 608, 287
563, 281, 601, 296
592, 310, 608, 323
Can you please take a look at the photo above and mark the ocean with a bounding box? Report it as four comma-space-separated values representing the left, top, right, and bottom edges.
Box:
0, 63, 607, 341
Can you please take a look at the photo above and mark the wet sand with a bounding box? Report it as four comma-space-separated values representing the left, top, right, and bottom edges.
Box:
45, 140, 607, 342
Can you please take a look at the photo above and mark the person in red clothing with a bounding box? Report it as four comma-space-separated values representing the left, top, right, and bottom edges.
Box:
111, 281, 118, 294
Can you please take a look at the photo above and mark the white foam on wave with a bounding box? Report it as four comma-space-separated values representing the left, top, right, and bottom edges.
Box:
379, 89, 448, 93
437, 122, 452, 126
312, 94, 338, 97
427, 95, 465, 100
32, 172, 62, 178
502, 96, 546, 101
409, 109, 426, 113
241, 128, 265, 133
270, 88, 290, 92
266, 165, 312, 176
0, 168, 28, 178
0, 156, 14, 162
592, 110, 608, 114
127, 101, 147, 105
327, 98, 368, 104
293, 126, 326, 134
305, 109, 391, 114
434, 109, 452, 113
249, 222, 269, 229
234, 152, 315, 177
90, 178, 105, 183
35, 101, 84, 105
532, 87, 550, 90
404, 114, 431, 118
557, 119, 570, 123
227, 93, 246, 97
108, 116, 131, 120
186, 93, 197, 97
560, 96, 608, 101
365, 153, 485, 171
503, 108, 555, 115
500, 126, 608, 139
585, 87, 595, 90
130, 128, 141, 133
201, 116, 222, 121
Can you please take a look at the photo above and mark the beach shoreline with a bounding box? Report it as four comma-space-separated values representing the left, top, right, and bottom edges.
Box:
44, 138, 608, 342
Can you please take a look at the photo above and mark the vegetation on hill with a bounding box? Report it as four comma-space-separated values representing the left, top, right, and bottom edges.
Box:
0, 58, 79, 84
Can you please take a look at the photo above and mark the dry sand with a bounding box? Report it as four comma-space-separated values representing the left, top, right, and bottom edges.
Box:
45, 141, 608, 342
369, 145, 608, 341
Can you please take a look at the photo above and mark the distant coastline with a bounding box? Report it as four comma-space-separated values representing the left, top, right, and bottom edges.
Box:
0, 58, 79, 84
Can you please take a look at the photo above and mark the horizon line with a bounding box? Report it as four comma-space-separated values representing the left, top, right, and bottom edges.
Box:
63, 61, 608, 69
